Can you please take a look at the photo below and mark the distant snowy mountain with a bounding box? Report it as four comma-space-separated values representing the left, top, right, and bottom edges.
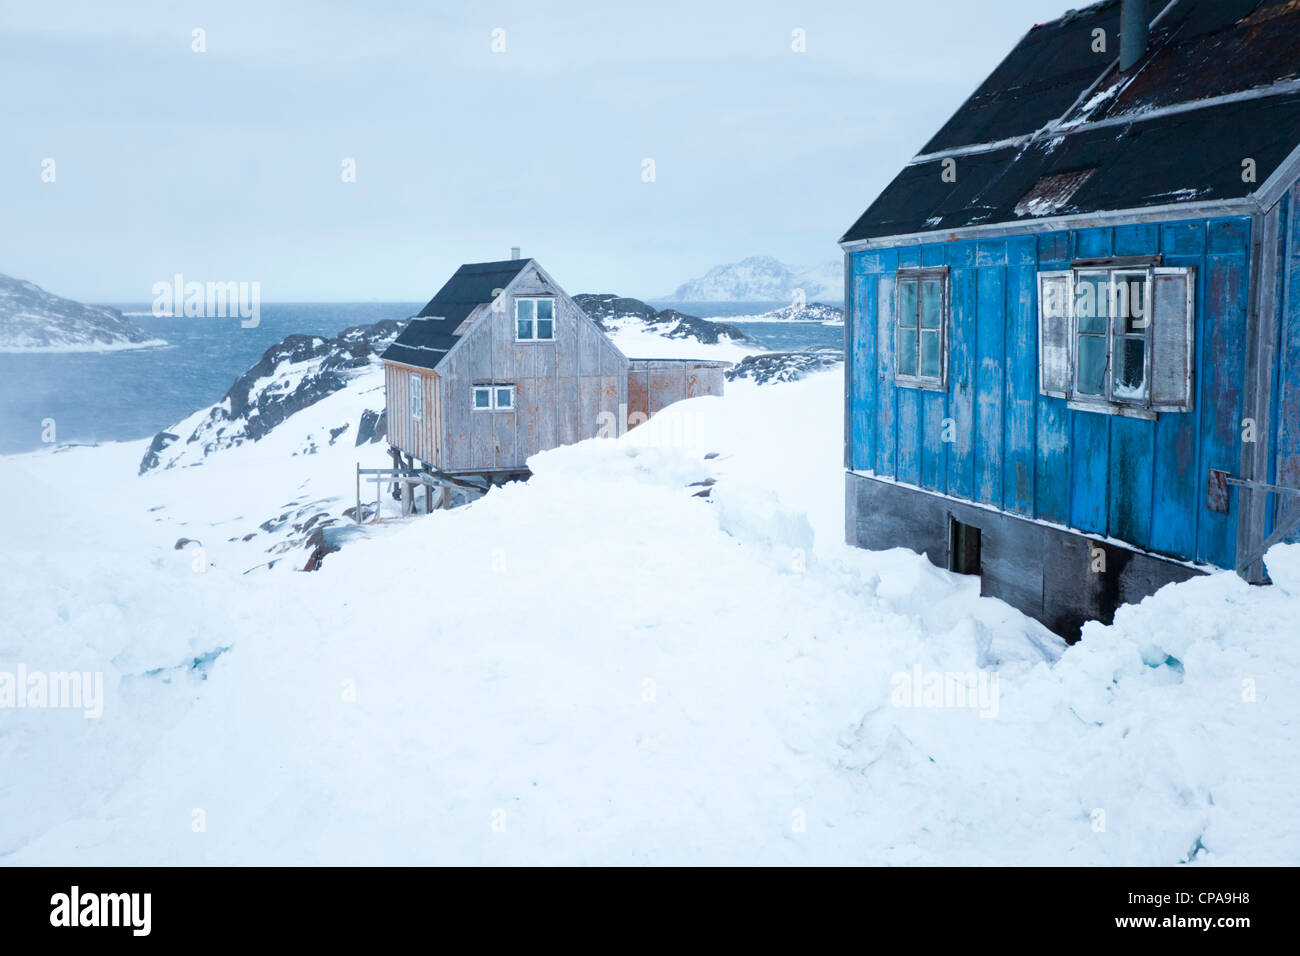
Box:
665, 256, 843, 305
0, 273, 165, 353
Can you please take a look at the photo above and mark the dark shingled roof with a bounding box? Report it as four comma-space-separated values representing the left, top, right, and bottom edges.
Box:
842, 0, 1300, 244
920, 0, 1124, 156
381, 259, 532, 369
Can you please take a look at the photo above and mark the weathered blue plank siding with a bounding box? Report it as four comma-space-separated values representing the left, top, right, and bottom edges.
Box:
948, 257, 977, 500
1277, 183, 1300, 542
974, 264, 1005, 508
848, 215, 1265, 569
1003, 237, 1037, 516
849, 264, 875, 472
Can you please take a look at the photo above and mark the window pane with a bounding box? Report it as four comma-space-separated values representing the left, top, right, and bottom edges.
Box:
920, 280, 942, 329
474, 388, 491, 409
1114, 275, 1148, 334
1075, 273, 1109, 334
899, 280, 918, 328
1076, 334, 1107, 395
1113, 338, 1147, 401
536, 299, 554, 320
920, 329, 941, 378
517, 318, 533, 339
537, 319, 554, 340
898, 329, 918, 376
515, 299, 534, 320
496, 388, 512, 408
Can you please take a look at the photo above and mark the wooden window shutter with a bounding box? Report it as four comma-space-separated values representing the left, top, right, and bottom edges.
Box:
1037, 271, 1073, 398
1149, 268, 1195, 411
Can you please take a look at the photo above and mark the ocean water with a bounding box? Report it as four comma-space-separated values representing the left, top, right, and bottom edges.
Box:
0, 301, 842, 456
0, 303, 420, 456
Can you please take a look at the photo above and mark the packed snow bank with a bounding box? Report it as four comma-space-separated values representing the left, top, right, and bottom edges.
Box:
1, 368, 1297, 865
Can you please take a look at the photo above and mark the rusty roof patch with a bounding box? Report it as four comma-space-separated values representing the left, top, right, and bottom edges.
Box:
1013, 168, 1098, 217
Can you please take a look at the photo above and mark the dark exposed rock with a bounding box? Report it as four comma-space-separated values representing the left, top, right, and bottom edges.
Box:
223, 320, 404, 440
302, 528, 339, 572
300, 523, 368, 572
139, 431, 180, 475
725, 347, 844, 386
573, 294, 749, 345
355, 408, 386, 446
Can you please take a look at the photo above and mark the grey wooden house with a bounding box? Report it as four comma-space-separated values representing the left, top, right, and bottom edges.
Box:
379, 257, 726, 499
840, 0, 1300, 638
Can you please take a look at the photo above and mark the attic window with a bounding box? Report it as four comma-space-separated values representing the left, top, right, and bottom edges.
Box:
1013, 169, 1096, 218
516, 297, 555, 341
473, 384, 515, 411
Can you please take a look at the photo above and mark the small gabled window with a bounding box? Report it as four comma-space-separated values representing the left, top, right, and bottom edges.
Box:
472, 384, 515, 411
895, 268, 948, 390
515, 298, 555, 341
410, 374, 423, 421
1038, 265, 1194, 415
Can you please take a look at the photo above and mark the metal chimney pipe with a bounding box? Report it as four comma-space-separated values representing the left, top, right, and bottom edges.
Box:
510, 246, 521, 260
1120, 0, 1149, 71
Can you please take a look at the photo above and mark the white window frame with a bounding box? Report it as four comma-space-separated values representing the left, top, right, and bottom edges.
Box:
515, 297, 556, 342
410, 374, 423, 421
1038, 263, 1195, 418
1070, 268, 1153, 411
893, 267, 949, 391
472, 384, 515, 411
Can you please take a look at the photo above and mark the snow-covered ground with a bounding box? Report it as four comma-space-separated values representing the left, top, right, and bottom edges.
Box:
1, 334, 1298, 865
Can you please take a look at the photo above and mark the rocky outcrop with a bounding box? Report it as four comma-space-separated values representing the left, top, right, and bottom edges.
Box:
0, 273, 165, 353
724, 347, 843, 386
746, 301, 843, 323
573, 294, 748, 345
139, 319, 403, 473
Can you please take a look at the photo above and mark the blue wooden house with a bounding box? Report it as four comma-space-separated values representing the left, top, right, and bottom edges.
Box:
841, 0, 1300, 638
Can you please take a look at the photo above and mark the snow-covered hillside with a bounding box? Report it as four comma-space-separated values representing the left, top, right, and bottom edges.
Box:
0, 273, 166, 353
573, 294, 752, 350
665, 256, 843, 304
1, 322, 1298, 865
720, 301, 844, 324
140, 320, 403, 474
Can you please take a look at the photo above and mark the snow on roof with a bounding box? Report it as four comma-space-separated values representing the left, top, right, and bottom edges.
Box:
842, 0, 1300, 243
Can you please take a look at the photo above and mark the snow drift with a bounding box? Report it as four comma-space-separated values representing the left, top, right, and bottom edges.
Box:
1, 343, 1297, 865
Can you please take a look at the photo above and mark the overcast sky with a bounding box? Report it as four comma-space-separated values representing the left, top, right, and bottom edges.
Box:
1, 0, 1073, 302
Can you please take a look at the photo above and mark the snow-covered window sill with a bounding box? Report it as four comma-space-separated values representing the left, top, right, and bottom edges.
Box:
1066, 399, 1157, 421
